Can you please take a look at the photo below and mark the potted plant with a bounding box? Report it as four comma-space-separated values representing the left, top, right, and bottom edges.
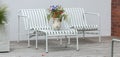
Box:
47, 5, 67, 30
0, 5, 7, 37
0, 5, 9, 52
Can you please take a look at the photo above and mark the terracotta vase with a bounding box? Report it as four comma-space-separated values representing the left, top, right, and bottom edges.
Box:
52, 18, 61, 30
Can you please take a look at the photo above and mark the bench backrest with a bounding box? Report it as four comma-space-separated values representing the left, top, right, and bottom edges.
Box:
64, 8, 87, 27
18, 9, 70, 30
19, 9, 49, 30
18, 8, 87, 30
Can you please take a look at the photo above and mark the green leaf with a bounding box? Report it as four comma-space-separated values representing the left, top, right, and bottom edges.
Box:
0, 5, 7, 24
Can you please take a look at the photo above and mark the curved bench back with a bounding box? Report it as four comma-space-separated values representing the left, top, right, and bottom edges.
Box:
64, 8, 87, 28
19, 9, 49, 30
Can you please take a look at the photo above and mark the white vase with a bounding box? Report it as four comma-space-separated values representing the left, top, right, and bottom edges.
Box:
52, 18, 61, 30
0, 24, 9, 52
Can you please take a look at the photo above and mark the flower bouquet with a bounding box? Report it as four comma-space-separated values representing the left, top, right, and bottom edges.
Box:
47, 5, 67, 30
47, 5, 67, 22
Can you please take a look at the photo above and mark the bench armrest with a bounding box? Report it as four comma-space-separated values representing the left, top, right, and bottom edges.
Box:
84, 12, 101, 31
85, 12, 100, 16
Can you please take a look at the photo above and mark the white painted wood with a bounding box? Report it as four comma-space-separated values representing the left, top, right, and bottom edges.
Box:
18, 9, 78, 52
64, 8, 101, 42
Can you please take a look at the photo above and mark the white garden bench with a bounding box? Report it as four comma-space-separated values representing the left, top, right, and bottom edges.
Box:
17, 9, 78, 53
64, 8, 101, 42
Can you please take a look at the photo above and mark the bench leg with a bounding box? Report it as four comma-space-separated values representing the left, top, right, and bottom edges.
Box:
83, 31, 85, 39
65, 36, 68, 48
36, 31, 38, 49
27, 30, 30, 48
28, 35, 30, 48
68, 38, 70, 45
98, 30, 101, 42
46, 35, 48, 53
111, 40, 114, 57
76, 35, 79, 51
17, 15, 20, 43
60, 38, 62, 45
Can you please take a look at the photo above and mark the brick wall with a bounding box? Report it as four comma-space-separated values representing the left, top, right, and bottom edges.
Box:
111, 0, 120, 37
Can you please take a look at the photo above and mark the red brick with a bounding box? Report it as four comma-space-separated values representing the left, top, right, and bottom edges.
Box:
111, 0, 120, 37
112, 0, 117, 2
